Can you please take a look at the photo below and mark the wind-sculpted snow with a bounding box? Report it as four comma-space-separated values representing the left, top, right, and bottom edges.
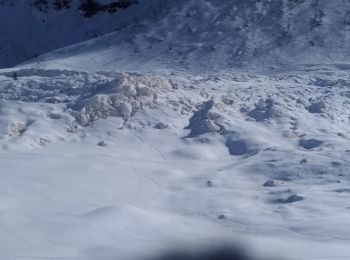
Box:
0, 66, 349, 259
72, 73, 171, 126
0, 69, 172, 147
184, 99, 222, 137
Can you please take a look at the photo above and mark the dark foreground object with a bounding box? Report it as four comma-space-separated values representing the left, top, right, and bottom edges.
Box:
145, 246, 257, 260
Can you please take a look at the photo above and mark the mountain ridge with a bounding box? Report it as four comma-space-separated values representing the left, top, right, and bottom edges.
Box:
9, 0, 350, 73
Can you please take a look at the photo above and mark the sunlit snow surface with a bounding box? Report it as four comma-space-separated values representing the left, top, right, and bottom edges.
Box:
0, 65, 349, 260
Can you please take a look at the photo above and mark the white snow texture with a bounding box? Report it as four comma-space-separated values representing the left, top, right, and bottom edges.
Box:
0, 1, 350, 260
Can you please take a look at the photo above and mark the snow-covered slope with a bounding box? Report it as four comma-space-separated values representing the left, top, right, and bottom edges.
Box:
1, 1, 350, 260
20, 0, 350, 72
0, 65, 349, 259
0, 0, 155, 68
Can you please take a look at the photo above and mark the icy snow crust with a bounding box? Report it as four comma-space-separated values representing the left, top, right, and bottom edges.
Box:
0, 66, 349, 259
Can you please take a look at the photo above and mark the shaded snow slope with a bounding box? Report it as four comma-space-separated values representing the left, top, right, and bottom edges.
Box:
18, 0, 350, 72
0, 0, 159, 68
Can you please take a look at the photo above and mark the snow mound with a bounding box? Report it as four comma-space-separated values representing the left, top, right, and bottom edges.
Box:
72, 73, 170, 126
184, 100, 222, 138
247, 98, 277, 122
0, 69, 172, 149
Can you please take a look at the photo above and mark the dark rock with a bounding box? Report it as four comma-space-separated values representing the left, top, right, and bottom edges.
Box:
299, 138, 323, 149
97, 141, 107, 147
285, 194, 303, 203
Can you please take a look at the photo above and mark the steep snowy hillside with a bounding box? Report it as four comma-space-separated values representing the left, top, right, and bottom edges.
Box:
22, 0, 350, 72
0, 0, 157, 68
